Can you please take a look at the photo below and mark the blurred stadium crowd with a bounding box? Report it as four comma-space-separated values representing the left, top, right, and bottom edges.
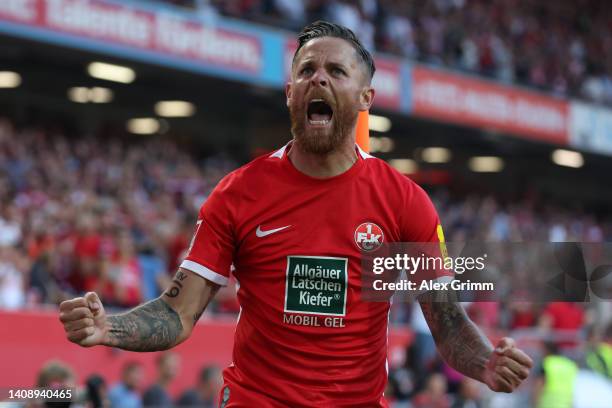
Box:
0, 117, 237, 310
1, 116, 612, 406
31, 354, 223, 408
159, 0, 612, 106
2, 117, 612, 310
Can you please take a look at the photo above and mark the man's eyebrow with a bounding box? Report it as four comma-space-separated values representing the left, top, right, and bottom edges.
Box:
327, 61, 349, 69
296, 56, 314, 65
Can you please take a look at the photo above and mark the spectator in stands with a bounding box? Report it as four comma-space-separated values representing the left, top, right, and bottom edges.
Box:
273, 0, 306, 31
539, 302, 585, 349
166, 217, 192, 274
142, 352, 180, 408
0, 245, 28, 309
71, 214, 102, 294
195, 0, 612, 106
103, 231, 143, 308
2, 112, 612, 323
509, 302, 537, 330
387, 341, 420, 402
410, 302, 437, 375
0, 204, 22, 246
451, 378, 483, 408
108, 361, 144, 408
412, 373, 452, 408
84, 374, 108, 408
138, 240, 170, 302
584, 326, 612, 379
1, 110, 611, 408
466, 302, 499, 330
29, 249, 67, 305
176, 365, 223, 408
534, 342, 578, 408
0, 117, 238, 313
36, 359, 76, 389
35, 359, 77, 408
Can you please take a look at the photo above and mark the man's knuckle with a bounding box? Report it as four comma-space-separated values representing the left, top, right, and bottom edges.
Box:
74, 329, 87, 339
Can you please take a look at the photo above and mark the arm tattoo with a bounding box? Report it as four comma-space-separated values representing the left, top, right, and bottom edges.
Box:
193, 306, 206, 324
164, 270, 188, 298
106, 298, 183, 352
419, 293, 493, 382
193, 285, 219, 324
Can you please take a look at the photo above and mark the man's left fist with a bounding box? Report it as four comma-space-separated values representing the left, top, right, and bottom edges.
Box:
483, 337, 533, 392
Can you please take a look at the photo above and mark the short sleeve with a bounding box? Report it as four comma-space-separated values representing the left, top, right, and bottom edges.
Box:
400, 183, 453, 283
180, 178, 235, 286
400, 183, 443, 243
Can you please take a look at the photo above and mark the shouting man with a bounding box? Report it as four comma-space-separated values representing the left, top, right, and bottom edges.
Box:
59, 21, 532, 407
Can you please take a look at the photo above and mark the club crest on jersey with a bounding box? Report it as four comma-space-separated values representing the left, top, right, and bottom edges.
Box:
354, 222, 384, 252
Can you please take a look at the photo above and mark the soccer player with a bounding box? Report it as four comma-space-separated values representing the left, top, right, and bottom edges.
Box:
59, 21, 533, 407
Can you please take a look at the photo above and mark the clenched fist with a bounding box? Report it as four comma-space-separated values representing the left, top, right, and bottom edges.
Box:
483, 337, 533, 392
59, 292, 108, 347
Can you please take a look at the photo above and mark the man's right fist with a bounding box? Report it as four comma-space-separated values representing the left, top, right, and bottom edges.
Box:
59, 292, 108, 347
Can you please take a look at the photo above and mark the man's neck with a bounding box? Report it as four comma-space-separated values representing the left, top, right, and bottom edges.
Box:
288, 139, 358, 179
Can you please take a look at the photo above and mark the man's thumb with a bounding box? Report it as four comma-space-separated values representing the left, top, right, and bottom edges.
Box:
85, 292, 102, 313
495, 337, 515, 354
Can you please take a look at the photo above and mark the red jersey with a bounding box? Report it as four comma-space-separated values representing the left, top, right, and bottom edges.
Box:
182, 143, 448, 407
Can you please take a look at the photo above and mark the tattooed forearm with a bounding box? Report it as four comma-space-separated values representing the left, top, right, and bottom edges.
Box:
419, 294, 493, 382
106, 298, 183, 352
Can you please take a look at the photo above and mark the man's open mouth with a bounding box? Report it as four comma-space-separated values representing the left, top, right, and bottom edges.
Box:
307, 99, 334, 126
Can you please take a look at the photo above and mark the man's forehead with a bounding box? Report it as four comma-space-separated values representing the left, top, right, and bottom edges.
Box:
295, 37, 358, 65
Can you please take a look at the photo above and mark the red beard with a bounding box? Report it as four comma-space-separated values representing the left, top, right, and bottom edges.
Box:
289, 101, 358, 155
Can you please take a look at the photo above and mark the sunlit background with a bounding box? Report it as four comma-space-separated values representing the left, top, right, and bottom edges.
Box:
1, 0, 611, 407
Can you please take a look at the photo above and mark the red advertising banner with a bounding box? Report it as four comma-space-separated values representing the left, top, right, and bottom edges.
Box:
0, 0, 262, 73
371, 57, 402, 110
0, 310, 412, 392
412, 67, 569, 144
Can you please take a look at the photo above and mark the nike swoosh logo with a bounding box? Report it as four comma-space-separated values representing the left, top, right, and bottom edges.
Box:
256, 225, 291, 238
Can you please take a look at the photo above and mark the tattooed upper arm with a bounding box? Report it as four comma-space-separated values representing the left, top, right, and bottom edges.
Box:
162, 268, 220, 330
164, 269, 189, 299
418, 291, 493, 382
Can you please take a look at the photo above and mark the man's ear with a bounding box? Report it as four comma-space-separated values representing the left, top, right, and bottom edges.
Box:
359, 86, 375, 111
285, 82, 292, 108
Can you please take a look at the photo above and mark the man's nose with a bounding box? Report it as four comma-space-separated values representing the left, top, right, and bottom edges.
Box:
311, 68, 328, 87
